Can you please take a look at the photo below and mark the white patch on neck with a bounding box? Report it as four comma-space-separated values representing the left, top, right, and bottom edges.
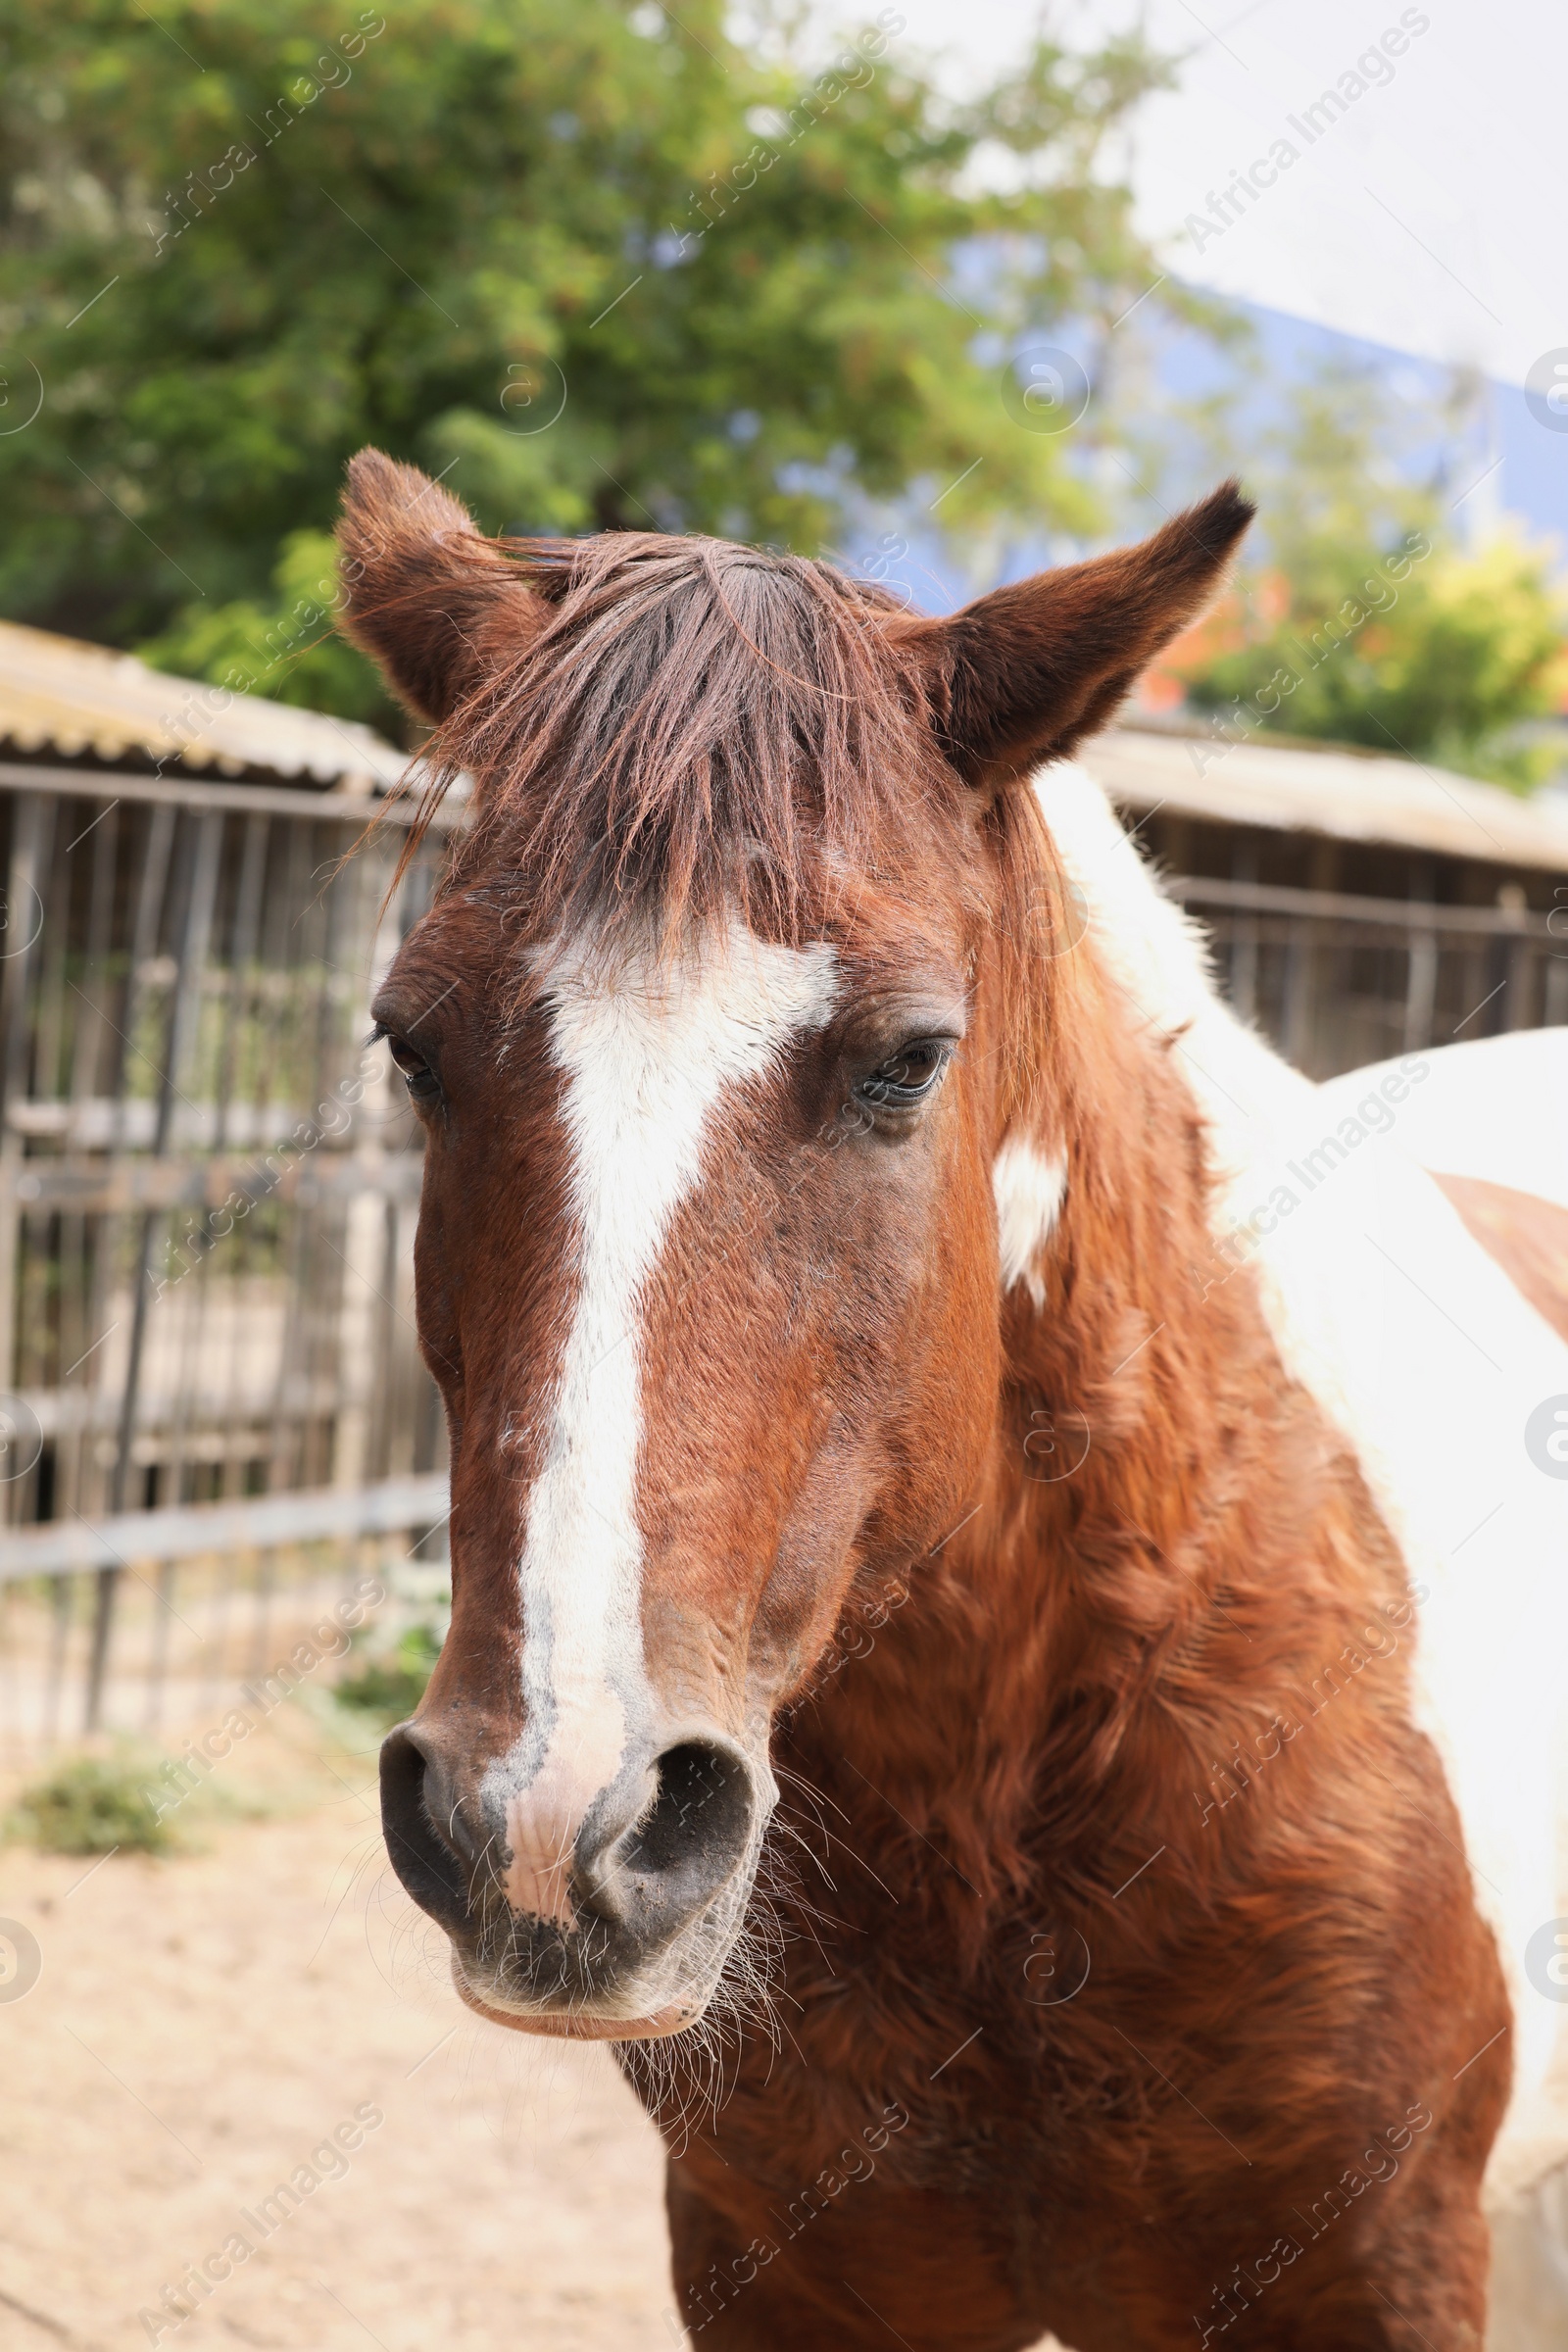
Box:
1031, 761, 1316, 1164
497, 918, 840, 1923
992, 1136, 1066, 1307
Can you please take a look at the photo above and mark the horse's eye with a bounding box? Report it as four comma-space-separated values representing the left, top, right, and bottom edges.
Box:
384, 1032, 441, 1106
856, 1038, 953, 1110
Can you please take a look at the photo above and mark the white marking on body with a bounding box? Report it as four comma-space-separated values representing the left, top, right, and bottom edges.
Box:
1042, 757, 1568, 2270
497, 919, 840, 1925
1319, 1026, 1568, 1213
992, 1137, 1066, 1306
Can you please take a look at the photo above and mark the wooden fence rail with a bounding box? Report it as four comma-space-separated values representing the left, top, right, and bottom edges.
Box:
0, 761, 451, 1750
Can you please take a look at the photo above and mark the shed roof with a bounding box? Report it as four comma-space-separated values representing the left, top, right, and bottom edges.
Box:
1083, 722, 1568, 874
0, 619, 408, 794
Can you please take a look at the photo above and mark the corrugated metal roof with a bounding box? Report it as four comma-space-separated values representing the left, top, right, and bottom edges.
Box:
0, 619, 409, 793
1083, 723, 1568, 873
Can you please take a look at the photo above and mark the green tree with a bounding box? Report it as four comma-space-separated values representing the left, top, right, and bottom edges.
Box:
1175, 358, 1568, 789
1185, 536, 1568, 790
134, 527, 389, 719
1, 0, 1176, 723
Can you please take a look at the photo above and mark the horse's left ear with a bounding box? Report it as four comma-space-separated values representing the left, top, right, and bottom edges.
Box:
892, 481, 1253, 784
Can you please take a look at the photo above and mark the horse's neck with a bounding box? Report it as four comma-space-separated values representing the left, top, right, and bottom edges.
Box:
813, 931, 1231, 1791
800, 767, 1396, 1887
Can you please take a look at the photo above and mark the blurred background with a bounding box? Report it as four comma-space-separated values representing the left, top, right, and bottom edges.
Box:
0, 3, 1564, 2344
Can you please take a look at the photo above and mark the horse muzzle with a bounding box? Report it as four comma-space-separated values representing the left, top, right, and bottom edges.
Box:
378, 1716, 763, 2035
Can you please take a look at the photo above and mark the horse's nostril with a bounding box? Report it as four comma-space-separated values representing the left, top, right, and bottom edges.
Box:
635, 1742, 753, 1871
580, 1739, 756, 1938
379, 1722, 471, 1934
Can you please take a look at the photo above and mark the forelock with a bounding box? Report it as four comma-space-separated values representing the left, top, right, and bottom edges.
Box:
422, 533, 953, 953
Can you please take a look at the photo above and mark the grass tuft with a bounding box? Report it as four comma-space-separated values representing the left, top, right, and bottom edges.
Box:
10, 1749, 176, 1855
332, 1624, 441, 1725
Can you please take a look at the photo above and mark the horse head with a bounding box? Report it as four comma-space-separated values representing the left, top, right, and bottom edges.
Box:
339, 450, 1250, 2039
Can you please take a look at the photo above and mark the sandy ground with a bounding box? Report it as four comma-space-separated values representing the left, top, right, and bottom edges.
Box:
0, 1715, 676, 2352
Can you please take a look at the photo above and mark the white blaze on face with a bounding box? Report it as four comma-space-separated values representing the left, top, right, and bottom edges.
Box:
499, 918, 841, 1924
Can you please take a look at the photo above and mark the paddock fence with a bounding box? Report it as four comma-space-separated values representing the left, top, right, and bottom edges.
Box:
0, 760, 451, 1758
1172, 872, 1568, 1078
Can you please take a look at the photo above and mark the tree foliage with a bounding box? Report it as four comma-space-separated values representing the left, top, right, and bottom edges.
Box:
1, 0, 1176, 721
1183, 537, 1568, 790
1172, 359, 1568, 789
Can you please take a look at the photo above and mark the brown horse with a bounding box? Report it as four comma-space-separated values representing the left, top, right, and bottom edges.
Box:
339, 451, 1568, 2350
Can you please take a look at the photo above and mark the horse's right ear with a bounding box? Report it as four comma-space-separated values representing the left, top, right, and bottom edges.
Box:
890, 481, 1253, 785
335, 450, 546, 723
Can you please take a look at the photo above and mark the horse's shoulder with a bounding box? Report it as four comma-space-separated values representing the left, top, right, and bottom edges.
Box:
1432, 1170, 1568, 1349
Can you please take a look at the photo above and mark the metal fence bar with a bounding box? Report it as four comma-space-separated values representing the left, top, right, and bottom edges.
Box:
1404, 921, 1438, 1052
0, 760, 463, 827
88, 808, 219, 1722
0, 1470, 449, 1582
1168, 872, 1560, 937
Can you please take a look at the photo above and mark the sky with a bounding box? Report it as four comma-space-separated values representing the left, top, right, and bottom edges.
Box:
875, 0, 1567, 393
